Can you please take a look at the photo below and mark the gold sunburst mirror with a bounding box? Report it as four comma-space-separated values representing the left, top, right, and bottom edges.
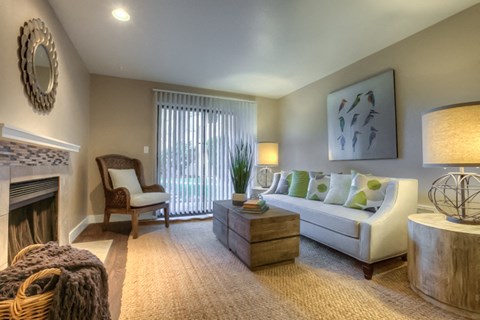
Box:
19, 18, 59, 113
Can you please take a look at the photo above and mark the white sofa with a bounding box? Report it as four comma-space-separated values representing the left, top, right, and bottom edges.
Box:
262, 172, 418, 279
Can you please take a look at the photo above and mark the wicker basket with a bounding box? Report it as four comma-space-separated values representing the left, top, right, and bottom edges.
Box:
0, 244, 61, 320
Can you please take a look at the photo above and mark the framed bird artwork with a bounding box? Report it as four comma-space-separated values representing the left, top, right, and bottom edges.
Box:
327, 69, 398, 160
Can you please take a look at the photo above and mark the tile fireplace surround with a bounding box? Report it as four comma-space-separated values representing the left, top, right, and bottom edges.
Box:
0, 126, 79, 270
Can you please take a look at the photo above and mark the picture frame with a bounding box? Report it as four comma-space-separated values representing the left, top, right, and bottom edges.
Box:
327, 69, 397, 160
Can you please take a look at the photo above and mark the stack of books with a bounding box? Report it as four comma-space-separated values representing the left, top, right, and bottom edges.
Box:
240, 199, 269, 214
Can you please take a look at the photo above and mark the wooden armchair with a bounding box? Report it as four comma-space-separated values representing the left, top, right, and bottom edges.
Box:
96, 154, 170, 239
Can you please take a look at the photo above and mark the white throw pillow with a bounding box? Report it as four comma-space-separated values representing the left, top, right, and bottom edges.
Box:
323, 173, 352, 205
108, 169, 143, 194
344, 172, 391, 212
306, 172, 330, 201
275, 171, 291, 194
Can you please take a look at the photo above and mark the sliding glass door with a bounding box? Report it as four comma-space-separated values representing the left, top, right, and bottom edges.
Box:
156, 91, 256, 215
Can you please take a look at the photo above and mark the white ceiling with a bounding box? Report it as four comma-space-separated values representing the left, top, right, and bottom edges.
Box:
48, 0, 479, 99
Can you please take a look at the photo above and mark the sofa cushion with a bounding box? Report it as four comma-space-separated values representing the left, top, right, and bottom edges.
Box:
130, 192, 171, 207
344, 172, 391, 212
306, 173, 330, 201
323, 173, 352, 205
288, 170, 309, 198
263, 194, 373, 238
275, 171, 291, 194
108, 169, 143, 194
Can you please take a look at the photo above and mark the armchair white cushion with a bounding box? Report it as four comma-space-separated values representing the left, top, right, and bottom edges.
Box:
130, 193, 171, 207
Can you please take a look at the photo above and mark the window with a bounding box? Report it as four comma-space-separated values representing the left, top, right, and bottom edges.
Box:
156, 90, 256, 215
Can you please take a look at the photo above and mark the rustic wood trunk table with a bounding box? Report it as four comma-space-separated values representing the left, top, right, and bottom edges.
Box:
213, 200, 300, 270
408, 213, 480, 319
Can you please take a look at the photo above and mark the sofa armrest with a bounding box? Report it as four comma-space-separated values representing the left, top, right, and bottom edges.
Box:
263, 172, 281, 195
359, 178, 418, 262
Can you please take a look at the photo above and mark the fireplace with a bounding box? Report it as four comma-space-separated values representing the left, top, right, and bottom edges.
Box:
0, 125, 80, 270
8, 177, 59, 263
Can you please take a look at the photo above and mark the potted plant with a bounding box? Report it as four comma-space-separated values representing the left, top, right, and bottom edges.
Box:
229, 140, 253, 206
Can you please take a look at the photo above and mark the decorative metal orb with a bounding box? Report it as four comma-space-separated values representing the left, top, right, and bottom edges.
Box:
257, 167, 273, 188
428, 172, 480, 224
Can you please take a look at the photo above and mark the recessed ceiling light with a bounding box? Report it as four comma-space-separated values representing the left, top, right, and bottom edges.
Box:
112, 8, 130, 21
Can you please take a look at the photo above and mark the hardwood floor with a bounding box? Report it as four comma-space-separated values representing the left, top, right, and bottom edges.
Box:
73, 221, 131, 320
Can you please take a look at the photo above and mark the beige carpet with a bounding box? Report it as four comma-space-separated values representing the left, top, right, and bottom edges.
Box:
120, 221, 464, 320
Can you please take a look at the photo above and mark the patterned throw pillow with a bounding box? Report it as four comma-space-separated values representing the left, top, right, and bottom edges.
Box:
323, 173, 352, 205
343, 172, 391, 212
274, 171, 292, 194
306, 172, 330, 201
288, 170, 310, 198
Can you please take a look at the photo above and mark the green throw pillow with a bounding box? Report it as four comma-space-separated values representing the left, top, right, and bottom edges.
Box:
306, 172, 330, 201
323, 173, 352, 205
344, 172, 391, 212
288, 170, 309, 198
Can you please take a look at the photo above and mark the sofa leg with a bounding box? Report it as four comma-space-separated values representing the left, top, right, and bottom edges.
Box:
362, 263, 374, 280
401, 254, 407, 262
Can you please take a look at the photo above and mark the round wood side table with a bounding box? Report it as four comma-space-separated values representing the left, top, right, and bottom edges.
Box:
408, 214, 480, 319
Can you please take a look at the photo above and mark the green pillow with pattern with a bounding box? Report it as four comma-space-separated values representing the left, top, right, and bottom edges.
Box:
343, 172, 391, 212
306, 172, 330, 201
288, 170, 310, 198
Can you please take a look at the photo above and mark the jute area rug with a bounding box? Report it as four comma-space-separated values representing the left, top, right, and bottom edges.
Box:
120, 221, 463, 320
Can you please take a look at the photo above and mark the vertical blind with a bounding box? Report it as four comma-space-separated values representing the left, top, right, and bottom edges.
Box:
155, 90, 257, 215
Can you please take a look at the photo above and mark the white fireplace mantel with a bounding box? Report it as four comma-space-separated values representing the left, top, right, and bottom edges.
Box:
0, 123, 80, 152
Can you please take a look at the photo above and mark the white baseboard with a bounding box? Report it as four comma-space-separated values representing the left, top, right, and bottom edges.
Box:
89, 214, 130, 224
68, 216, 89, 243
88, 213, 160, 224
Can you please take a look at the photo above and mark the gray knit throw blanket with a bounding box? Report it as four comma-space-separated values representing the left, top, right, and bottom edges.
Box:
0, 242, 111, 320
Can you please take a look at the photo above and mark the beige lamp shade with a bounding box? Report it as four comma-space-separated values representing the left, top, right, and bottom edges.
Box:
422, 102, 480, 167
257, 142, 278, 166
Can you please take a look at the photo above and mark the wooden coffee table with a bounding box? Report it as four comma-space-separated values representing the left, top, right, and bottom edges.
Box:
212, 200, 300, 270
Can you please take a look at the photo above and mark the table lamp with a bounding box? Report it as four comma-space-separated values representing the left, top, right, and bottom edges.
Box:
257, 142, 278, 188
422, 102, 480, 224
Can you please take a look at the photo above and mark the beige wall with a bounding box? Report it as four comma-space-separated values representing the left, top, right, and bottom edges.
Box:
278, 4, 480, 205
0, 0, 90, 231
88, 75, 278, 215
256, 97, 280, 143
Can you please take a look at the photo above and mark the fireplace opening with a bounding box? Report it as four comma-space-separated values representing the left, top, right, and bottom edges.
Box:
8, 177, 59, 264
